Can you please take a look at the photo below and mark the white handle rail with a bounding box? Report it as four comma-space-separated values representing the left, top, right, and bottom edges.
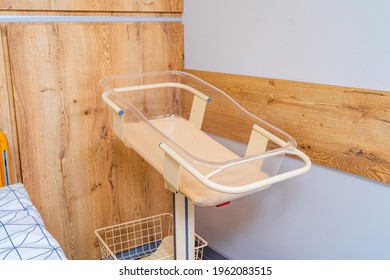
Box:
102, 91, 124, 116
102, 83, 211, 115
159, 142, 311, 194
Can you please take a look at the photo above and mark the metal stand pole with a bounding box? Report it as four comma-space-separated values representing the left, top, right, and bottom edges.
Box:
173, 192, 195, 260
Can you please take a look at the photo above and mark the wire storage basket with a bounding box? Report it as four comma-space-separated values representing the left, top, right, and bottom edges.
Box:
95, 213, 207, 260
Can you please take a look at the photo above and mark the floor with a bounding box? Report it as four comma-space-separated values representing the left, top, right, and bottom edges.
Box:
202, 246, 229, 260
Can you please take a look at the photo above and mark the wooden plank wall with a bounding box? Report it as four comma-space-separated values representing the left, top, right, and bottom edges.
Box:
0, 1, 183, 260
0, 0, 182, 13
0, 26, 21, 183
186, 70, 390, 185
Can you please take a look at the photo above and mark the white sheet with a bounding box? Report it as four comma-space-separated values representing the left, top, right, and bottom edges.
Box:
0, 183, 67, 260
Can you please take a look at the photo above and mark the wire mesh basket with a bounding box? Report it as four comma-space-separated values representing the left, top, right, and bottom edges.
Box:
95, 213, 207, 260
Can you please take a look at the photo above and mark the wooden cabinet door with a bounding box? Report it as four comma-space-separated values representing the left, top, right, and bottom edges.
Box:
3, 22, 183, 259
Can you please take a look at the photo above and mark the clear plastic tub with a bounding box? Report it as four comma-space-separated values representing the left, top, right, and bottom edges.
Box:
100, 71, 311, 206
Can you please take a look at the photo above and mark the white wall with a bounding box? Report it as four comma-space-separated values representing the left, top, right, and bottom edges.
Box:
183, 0, 390, 259
184, 0, 390, 91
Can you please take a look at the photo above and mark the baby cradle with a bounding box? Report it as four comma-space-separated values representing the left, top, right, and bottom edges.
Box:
101, 71, 311, 260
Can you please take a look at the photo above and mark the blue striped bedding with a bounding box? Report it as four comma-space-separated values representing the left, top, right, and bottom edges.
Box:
0, 183, 67, 260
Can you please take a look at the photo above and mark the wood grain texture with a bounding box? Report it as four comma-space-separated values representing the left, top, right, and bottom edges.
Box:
0, 11, 181, 16
0, 0, 182, 13
0, 25, 21, 183
6, 22, 183, 259
186, 69, 390, 185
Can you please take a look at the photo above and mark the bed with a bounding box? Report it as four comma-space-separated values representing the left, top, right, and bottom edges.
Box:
0, 183, 67, 260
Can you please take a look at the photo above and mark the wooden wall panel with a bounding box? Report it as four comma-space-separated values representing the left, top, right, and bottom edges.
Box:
186, 70, 390, 185
0, 0, 182, 13
0, 26, 21, 183
6, 22, 183, 259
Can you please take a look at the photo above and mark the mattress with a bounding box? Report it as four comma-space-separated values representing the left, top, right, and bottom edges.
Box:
0, 183, 67, 260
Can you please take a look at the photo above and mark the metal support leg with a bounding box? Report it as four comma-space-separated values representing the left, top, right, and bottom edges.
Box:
173, 192, 195, 260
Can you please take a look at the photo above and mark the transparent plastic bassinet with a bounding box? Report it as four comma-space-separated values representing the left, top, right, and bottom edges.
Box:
100, 70, 311, 260
101, 70, 311, 206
